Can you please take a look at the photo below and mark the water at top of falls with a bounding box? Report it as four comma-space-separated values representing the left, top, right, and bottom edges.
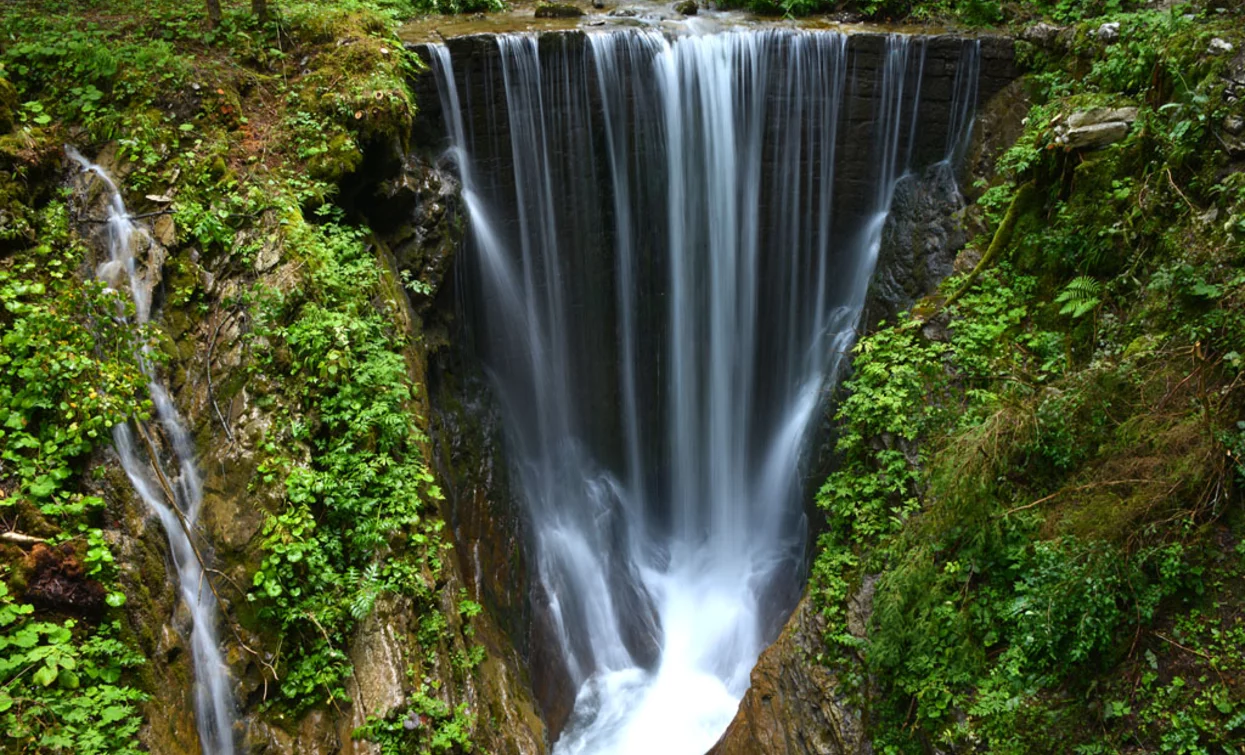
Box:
66, 147, 236, 755
429, 28, 980, 754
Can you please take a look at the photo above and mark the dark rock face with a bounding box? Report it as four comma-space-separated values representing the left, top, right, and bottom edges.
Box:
410, 31, 1017, 227
865, 162, 966, 332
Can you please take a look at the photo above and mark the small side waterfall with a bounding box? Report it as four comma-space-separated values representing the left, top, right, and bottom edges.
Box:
67, 148, 236, 755
430, 28, 980, 754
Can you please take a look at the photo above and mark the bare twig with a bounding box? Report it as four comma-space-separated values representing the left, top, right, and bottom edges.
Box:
1000, 479, 1152, 517
80, 209, 176, 224
133, 422, 279, 683
0, 531, 47, 546
206, 309, 240, 444
1166, 168, 1199, 213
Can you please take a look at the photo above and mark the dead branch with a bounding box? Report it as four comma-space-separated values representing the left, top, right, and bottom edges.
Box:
133, 421, 279, 683
1000, 479, 1152, 517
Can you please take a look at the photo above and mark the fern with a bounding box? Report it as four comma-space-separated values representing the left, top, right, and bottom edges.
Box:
1055, 276, 1102, 319
349, 563, 381, 620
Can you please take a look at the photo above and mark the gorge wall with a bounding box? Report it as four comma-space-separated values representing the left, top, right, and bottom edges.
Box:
407, 25, 1020, 752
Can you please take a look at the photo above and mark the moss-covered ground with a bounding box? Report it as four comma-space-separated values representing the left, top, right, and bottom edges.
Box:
811, 3, 1245, 752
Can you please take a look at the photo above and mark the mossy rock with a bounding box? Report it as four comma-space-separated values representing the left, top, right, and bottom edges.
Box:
535, 2, 584, 17
0, 77, 16, 134
673, 0, 698, 15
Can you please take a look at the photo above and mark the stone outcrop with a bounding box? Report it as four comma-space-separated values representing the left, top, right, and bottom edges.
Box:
1054, 106, 1139, 150
866, 162, 967, 331
709, 588, 875, 755
535, 2, 584, 17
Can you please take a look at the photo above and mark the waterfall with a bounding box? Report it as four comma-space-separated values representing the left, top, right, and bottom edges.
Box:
429, 28, 979, 754
67, 148, 236, 755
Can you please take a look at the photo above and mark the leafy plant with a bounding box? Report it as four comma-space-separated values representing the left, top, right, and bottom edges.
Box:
1055, 276, 1103, 319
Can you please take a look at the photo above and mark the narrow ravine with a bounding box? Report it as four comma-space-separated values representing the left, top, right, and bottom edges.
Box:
428, 26, 981, 754
68, 148, 237, 755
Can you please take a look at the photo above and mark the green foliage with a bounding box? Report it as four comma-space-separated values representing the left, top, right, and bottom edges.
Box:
354, 681, 476, 754
811, 4, 1245, 751
245, 213, 446, 712
0, 0, 485, 749
0, 583, 148, 754
0, 205, 150, 519
1054, 275, 1102, 319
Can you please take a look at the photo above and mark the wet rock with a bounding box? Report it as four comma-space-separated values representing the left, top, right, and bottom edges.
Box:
1096, 21, 1120, 42
535, 2, 584, 17
153, 213, 176, 247
1224, 115, 1245, 135
673, 0, 697, 14
866, 162, 966, 331
708, 594, 868, 755
342, 596, 409, 754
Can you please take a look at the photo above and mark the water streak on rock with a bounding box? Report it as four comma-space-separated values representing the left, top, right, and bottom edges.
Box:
67, 147, 236, 755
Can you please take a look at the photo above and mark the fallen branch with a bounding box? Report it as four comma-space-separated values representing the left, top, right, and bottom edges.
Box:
0, 531, 47, 546
133, 422, 279, 683
1000, 478, 1151, 517
80, 209, 176, 224
936, 181, 1037, 315
206, 309, 240, 444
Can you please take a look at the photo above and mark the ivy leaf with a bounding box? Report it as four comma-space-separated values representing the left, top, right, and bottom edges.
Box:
105, 592, 127, 608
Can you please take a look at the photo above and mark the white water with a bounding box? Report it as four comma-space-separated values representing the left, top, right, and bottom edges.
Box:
67, 148, 236, 755
430, 29, 979, 754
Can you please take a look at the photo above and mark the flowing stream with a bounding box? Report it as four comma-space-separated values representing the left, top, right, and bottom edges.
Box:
430, 26, 977, 754
67, 148, 236, 755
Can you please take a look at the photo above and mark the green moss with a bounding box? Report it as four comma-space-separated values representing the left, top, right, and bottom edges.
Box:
812, 4, 1245, 751
0, 77, 17, 133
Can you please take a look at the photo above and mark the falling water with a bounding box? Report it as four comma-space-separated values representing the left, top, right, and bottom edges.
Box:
67, 148, 236, 755
429, 28, 979, 754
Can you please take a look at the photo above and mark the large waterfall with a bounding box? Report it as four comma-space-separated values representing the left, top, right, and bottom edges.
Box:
68, 149, 236, 755
428, 27, 979, 754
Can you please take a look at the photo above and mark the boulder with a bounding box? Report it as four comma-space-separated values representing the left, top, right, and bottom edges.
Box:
1096, 21, 1120, 42
1066, 106, 1139, 129
1063, 121, 1131, 149
673, 0, 697, 14
1209, 37, 1234, 55
1056, 106, 1139, 150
